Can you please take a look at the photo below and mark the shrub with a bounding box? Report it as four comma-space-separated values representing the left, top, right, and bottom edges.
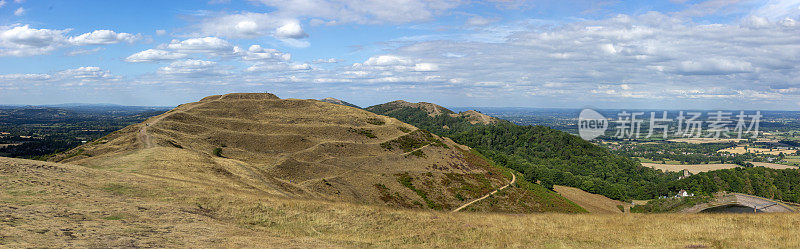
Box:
213, 147, 223, 157
366, 118, 385, 125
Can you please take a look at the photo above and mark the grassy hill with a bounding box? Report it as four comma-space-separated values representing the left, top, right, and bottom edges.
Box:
47, 93, 582, 213
2, 156, 798, 248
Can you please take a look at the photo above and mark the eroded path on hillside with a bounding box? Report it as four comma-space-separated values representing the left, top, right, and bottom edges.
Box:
451, 172, 516, 212
138, 96, 222, 148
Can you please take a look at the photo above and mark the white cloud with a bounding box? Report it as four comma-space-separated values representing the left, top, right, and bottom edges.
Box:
156, 29, 167, 36
250, 0, 462, 24
312, 58, 340, 63
197, 12, 282, 39
0, 0, 6, 8
0, 25, 69, 56
158, 59, 226, 76
466, 16, 497, 26
196, 0, 462, 40
412, 63, 439, 72
58, 66, 115, 80
165, 36, 233, 54
363, 55, 413, 66
675, 59, 754, 75
237, 44, 291, 61
66, 47, 104, 56
0, 66, 117, 88
125, 49, 188, 62
13, 7, 23, 16
68, 30, 141, 45
275, 21, 307, 39
245, 62, 311, 72
0, 25, 141, 56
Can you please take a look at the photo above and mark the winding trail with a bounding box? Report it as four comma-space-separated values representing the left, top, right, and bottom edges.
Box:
451, 172, 516, 213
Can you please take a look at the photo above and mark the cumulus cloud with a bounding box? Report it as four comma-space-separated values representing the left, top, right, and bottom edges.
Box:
0, 25, 141, 56
275, 21, 307, 39
158, 59, 227, 77
58, 66, 115, 79
13, 7, 23, 16
68, 30, 141, 45
165, 36, 233, 54
0, 66, 117, 87
196, 0, 461, 41
237, 44, 291, 61
125, 49, 188, 62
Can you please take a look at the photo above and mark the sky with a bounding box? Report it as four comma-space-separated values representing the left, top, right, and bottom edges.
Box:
0, 0, 799, 110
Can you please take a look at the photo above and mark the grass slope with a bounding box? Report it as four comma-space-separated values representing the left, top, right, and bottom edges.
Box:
3, 156, 800, 248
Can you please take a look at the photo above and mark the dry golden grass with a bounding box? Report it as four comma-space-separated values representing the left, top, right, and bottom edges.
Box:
553, 185, 631, 214
642, 163, 741, 174
3, 156, 800, 248
719, 146, 797, 155
750, 161, 798, 169
667, 138, 746, 144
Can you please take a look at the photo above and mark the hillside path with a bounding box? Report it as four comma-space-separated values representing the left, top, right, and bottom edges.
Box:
138, 96, 222, 148
451, 172, 516, 213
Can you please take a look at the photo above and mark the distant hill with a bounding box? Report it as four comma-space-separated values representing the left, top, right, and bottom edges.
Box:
319, 97, 360, 108
368, 100, 454, 117
367, 100, 681, 201
367, 101, 499, 125
49, 93, 583, 213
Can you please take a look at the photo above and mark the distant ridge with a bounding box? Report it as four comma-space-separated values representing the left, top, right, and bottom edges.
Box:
366, 100, 500, 124
319, 97, 360, 108
367, 100, 454, 117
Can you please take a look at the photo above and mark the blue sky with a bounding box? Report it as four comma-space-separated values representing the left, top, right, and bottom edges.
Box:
1, 0, 799, 109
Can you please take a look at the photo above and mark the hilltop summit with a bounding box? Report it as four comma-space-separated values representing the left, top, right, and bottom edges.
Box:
319, 97, 360, 108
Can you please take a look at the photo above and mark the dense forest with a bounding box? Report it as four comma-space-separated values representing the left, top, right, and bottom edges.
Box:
368, 104, 800, 203
672, 167, 800, 203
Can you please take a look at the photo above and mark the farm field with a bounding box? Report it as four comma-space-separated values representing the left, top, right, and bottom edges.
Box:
719, 146, 797, 155
642, 163, 740, 174
749, 162, 798, 169
643, 162, 798, 174
667, 138, 746, 144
